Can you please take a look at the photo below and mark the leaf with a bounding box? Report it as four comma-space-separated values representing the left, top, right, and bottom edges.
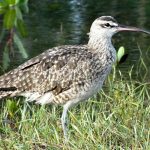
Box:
0, 1, 7, 8
2, 44, 10, 70
17, 19, 28, 37
0, 8, 6, 14
20, 0, 29, 13
5, 0, 18, 6
15, 5, 22, 20
117, 46, 125, 63
19, 0, 28, 4
3, 8, 16, 29
6, 100, 18, 117
13, 33, 28, 58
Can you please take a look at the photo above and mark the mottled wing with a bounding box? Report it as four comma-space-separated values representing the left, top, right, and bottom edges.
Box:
0, 46, 60, 98
0, 45, 95, 102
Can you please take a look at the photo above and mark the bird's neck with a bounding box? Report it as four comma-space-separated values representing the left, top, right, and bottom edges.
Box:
88, 34, 116, 63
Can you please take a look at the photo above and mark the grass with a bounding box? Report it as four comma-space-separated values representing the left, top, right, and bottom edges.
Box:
0, 58, 150, 149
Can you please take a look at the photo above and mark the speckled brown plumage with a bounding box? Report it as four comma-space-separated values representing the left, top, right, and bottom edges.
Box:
1, 16, 149, 139
0, 44, 114, 103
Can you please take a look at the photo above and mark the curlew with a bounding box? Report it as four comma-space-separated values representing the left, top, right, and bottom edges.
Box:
0, 16, 150, 139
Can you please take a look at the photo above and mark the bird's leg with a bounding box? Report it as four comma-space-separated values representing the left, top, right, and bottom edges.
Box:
61, 101, 73, 140
61, 107, 68, 140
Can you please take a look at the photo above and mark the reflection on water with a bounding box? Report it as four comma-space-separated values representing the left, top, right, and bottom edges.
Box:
0, 0, 150, 81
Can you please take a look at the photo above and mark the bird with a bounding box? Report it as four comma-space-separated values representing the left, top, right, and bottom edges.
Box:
0, 16, 150, 139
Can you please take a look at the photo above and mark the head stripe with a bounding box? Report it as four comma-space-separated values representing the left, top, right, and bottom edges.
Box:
97, 16, 117, 23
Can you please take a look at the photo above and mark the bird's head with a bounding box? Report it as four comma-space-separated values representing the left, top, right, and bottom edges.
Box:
89, 16, 150, 38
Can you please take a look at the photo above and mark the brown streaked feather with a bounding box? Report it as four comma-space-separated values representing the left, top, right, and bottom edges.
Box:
0, 45, 94, 100
0, 41, 114, 104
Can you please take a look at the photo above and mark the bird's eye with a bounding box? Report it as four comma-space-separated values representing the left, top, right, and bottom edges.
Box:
104, 23, 111, 28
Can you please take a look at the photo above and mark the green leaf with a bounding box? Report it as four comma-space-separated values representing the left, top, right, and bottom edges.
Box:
3, 8, 16, 29
0, 8, 6, 15
15, 5, 22, 20
0, 1, 7, 8
13, 33, 28, 58
6, 100, 18, 117
117, 46, 125, 63
20, 0, 29, 13
19, 0, 28, 4
17, 19, 28, 37
5, 0, 18, 6
2, 44, 10, 70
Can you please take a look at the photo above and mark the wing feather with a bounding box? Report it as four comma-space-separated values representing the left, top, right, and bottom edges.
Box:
0, 45, 94, 100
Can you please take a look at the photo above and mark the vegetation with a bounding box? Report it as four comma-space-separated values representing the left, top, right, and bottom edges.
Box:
0, 1, 150, 149
0, 0, 28, 70
0, 52, 149, 149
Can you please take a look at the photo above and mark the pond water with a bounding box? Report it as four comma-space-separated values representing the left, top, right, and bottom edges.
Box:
1, 0, 150, 81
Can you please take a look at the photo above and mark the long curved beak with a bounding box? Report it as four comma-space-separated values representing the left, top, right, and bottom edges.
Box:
117, 24, 150, 34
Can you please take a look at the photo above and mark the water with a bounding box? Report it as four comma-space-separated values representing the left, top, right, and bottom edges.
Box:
0, 0, 150, 81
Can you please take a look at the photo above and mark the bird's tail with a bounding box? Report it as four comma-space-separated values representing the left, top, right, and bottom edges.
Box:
0, 91, 15, 99
0, 71, 18, 99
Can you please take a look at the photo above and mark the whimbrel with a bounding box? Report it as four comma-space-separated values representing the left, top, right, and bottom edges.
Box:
0, 16, 150, 139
